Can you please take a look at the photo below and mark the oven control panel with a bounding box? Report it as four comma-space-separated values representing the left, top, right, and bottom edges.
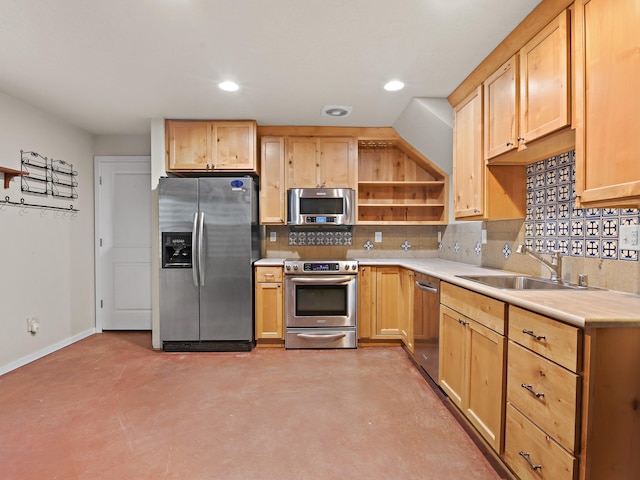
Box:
284, 259, 358, 274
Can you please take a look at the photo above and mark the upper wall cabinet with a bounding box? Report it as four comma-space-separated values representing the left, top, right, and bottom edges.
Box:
260, 136, 286, 224
484, 55, 519, 160
286, 136, 356, 189
357, 139, 448, 225
574, 0, 640, 208
166, 120, 257, 173
453, 86, 526, 221
519, 10, 571, 145
484, 10, 572, 165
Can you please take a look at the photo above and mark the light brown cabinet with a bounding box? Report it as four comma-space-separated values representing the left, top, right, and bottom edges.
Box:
574, 0, 640, 208
400, 268, 415, 352
254, 267, 283, 343
504, 306, 580, 480
357, 140, 447, 225
484, 10, 572, 164
357, 266, 402, 341
503, 305, 640, 480
286, 136, 356, 189
484, 55, 519, 160
439, 283, 506, 453
259, 136, 286, 224
166, 120, 257, 172
453, 86, 526, 221
519, 10, 571, 146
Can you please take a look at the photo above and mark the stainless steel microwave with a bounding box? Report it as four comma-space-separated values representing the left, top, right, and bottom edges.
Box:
287, 188, 355, 226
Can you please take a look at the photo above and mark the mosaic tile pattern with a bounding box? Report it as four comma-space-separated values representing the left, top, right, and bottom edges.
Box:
288, 230, 352, 246
524, 151, 639, 261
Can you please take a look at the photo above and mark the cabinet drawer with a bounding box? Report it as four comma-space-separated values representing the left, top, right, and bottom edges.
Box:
507, 341, 579, 453
504, 403, 577, 480
255, 266, 283, 282
509, 306, 580, 371
441, 283, 506, 334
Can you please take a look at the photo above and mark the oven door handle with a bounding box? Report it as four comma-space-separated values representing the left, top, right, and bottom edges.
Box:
296, 333, 346, 342
288, 276, 354, 284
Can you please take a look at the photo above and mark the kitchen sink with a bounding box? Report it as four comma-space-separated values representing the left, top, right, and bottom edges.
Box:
456, 275, 582, 291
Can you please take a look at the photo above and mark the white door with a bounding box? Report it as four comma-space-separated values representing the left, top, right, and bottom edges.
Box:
95, 156, 152, 330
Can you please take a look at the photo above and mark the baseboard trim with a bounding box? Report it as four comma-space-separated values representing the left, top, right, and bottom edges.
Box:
0, 328, 96, 376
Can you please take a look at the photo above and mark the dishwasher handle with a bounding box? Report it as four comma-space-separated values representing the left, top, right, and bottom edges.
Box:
415, 280, 438, 294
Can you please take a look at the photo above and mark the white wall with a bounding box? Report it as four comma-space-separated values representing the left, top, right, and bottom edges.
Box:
0, 91, 96, 373
94, 135, 151, 156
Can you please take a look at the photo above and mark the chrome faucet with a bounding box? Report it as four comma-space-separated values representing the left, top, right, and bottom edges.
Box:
515, 244, 563, 283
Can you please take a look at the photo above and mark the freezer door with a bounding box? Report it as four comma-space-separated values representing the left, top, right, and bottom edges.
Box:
159, 178, 200, 342
198, 177, 255, 341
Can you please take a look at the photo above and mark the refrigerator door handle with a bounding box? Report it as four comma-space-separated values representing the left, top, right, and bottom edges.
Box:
198, 211, 206, 286
192, 212, 200, 287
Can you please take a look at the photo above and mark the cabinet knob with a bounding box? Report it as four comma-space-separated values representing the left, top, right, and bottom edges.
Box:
506, 141, 514, 147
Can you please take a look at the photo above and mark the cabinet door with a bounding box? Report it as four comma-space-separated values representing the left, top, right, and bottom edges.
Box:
166, 120, 211, 170
484, 55, 518, 160
319, 137, 355, 188
357, 266, 375, 339
575, 0, 640, 207
466, 319, 506, 453
453, 86, 485, 218
255, 282, 283, 339
439, 305, 467, 409
287, 137, 320, 188
212, 121, 256, 170
375, 267, 402, 338
260, 136, 286, 224
400, 269, 415, 352
519, 10, 570, 144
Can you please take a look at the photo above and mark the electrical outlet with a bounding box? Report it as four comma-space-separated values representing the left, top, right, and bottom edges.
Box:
27, 317, 39, 334
620, 225, 640, 251
269, 231, 277, 242
481, 229, 487, 245
374, 232, 382, 243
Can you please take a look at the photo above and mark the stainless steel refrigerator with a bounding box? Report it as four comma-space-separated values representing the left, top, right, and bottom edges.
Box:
159, 176, 260, 351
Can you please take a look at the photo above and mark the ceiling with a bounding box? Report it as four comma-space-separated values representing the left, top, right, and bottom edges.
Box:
0, 0, 541, 136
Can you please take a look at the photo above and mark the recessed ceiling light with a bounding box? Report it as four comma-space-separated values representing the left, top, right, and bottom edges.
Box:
218, 81, 239, 92
384, 80, 405, 91
321, 105, 352, 117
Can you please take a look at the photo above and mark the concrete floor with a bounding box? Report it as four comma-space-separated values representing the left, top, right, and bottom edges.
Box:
0, 332, 508, 479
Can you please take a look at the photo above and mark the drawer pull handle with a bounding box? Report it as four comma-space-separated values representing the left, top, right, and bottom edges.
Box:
522, 329, 546, 341
521, 383, 545, 398
519, 451, 542, 471
458, 318, 469, 326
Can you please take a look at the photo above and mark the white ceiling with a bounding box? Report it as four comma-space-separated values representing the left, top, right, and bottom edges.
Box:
0, 0, 541, 136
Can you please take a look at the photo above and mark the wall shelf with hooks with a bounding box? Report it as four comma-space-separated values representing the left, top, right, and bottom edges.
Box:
0, 166, 29, 189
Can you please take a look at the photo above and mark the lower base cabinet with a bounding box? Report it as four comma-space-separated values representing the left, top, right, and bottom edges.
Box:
439, 283, 507, 453
358, 266, 402, 340
504, 404, 577, 480
254, 267, 283, 343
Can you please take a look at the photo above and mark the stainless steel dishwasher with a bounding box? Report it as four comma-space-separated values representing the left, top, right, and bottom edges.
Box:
412, 273, 440, 382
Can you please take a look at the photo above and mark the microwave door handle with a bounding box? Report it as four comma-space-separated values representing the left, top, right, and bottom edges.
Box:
191, 212, 199, 287
289, 276, 354, 284
198, 212, 206, 286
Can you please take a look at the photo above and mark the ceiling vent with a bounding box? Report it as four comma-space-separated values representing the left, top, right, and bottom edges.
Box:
321, 105, 352, 117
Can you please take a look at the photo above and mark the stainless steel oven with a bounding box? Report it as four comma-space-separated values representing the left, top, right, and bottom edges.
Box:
284, 259, 358, 349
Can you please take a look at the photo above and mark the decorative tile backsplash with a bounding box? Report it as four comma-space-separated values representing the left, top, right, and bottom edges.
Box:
524, 150, 639, 261
288, 230, 352, 246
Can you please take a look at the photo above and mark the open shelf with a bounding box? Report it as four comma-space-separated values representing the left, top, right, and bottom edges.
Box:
357, 143, 448, 224
0, 166, 28, 189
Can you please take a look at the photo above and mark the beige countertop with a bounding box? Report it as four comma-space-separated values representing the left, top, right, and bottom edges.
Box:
254, 257, 640, 328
